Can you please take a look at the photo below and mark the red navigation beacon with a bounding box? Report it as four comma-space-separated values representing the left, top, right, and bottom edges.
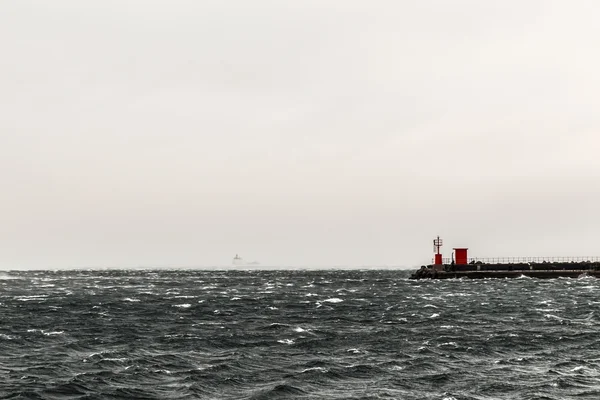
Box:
433, 236, 443, 265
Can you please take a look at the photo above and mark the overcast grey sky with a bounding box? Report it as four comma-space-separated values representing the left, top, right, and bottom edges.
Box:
1, 1, 600, 269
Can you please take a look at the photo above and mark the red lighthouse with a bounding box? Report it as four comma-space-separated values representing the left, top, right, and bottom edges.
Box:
433, 236, 443, 265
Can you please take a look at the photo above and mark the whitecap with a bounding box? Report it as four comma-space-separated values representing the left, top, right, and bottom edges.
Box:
429, 313, 440, 318
294, 327, 306, 333
444, 292, 472, 297
123, 298, 140, 302
16, 295, 48, 302
544, 314, 563, 321
43, 331, 64, 336
301, 367, 327, 373
174, 304, 191, 308
323, 298, 343, 303
0, 333, 16, 340
27, 328, 64, 336
438, 342, 458, 348
153, 369, 172, 374
278, 339, 295, 345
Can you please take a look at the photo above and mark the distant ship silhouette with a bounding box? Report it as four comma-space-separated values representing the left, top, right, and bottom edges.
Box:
232, 254, 260, 266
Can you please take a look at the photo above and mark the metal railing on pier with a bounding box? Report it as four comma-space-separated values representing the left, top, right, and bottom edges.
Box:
438, 256, 600, 265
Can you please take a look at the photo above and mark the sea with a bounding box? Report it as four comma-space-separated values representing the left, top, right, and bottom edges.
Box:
1, 269, 600, 399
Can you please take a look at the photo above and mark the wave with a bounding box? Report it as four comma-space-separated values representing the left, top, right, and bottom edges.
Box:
1, 269, 599, 399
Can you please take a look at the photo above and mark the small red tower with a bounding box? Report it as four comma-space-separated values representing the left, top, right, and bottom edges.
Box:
433, 236, 443, 265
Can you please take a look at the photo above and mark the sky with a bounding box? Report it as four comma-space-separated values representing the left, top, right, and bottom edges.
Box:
1, 1, 600, 269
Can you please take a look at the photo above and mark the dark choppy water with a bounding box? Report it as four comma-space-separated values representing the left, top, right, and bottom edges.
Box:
1, 270, 600, 399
